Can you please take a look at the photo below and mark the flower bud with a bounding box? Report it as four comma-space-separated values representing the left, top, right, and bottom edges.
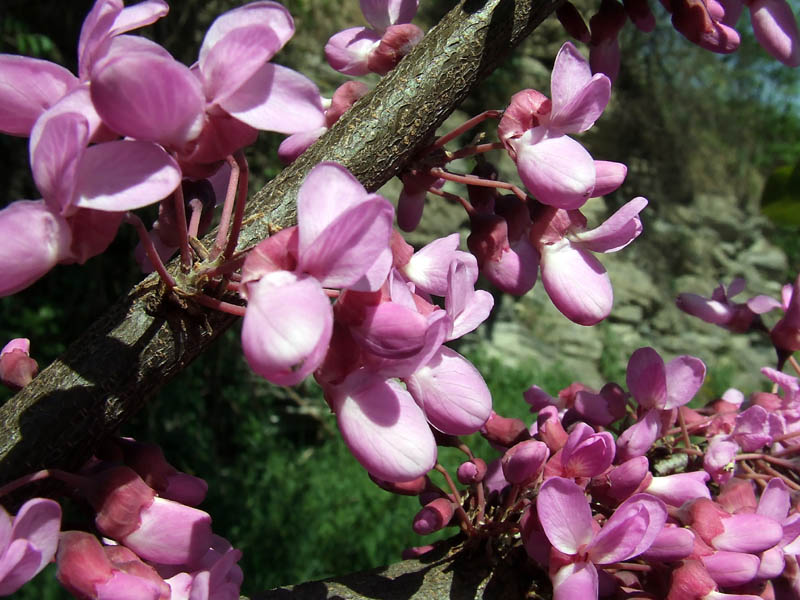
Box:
480, 411, 530, 449
369, 473, 428, 496
502, 440, 549, 484
0, 338, 38, 391
412, 498, 454, 535
457, 458, 487, 485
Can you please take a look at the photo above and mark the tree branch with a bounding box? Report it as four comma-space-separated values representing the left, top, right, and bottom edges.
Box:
0, 0, 560, 488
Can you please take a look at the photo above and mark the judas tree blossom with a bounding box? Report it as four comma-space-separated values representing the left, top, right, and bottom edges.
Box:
240, 162, 394, 386
748, 0, 800, 66
325, 0, 423, 76
0, 0, 169, 138
528, 196, 647, 325
498, 42, 614, 209
676, 277, 780, 333
536, 477, 667, 599
0, 498, 61, 595
617, 346, 706, 461
90, 1, 327, 174
771, 274, 800, 354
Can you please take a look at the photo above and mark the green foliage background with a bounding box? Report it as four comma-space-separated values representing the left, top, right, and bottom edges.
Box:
1, 0, 799, 597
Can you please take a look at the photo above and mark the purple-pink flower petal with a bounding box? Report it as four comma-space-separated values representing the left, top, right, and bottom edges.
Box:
514, 133, 595, 209
333, 374, 437, 481
571, 196, 647, 253
537, 476, 594, 555
73, 140, 181, 211
221, 63, 325, 134
361, 0, 419, 30
242, 271, 333, 386
403, 346, 492, 435
587, 493, 667, 563
540, 241, 612, 325
626, 347, 667, 410
0, 55, 78, 137
325, 27, 381, 76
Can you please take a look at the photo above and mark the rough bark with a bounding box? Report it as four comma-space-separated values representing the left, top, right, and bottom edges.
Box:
0, 0, 561, 489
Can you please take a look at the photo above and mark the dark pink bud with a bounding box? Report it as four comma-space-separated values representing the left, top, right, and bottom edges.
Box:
556, 2, 592, 42
480, 411, 530, 448
401, 544, 436, 559
623, 0, 657, 31
457, 458, 487, 484
0, 338, 38, 391
115, 438, 208, 506
468, 213, 510, 267
56, 531, 115, 598
466, 161, 499, 212
367, 24, 424, 75
412, 498, 454, 535
537, 406, 568, 452
89, 466, 157, 540
501, 440, 549, 484
65, 208, 124, 265
671, 0, 741, 53
370, 473, 429, 495
590, 0, 629, 44
325, 81, 370, 127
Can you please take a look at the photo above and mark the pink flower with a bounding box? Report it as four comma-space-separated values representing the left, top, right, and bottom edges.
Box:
241, 162, 394, 386
529, 197, 647, 325
498, 42, 612, 209
676, 277, 780, 333
325, 0, 422, 76
0, 338, 39, 391
537, 477, 666, 599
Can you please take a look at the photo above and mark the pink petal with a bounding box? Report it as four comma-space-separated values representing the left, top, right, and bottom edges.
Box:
297, 162, 370, 246
712, 513, 783, 553
9, 498, 61, 569
199, 1, 294, 65
549, 42, 594, 115
537, 477, 594, 554
550, 73, 611, 134
480, 236, 540, 296
562, 431, 616, 478
749, 0, 800, 66
702, 551, 760, 588
77, 0, 122, 78
571, 196, 647, 253
0, 200, 73, 297
299, 195, 393, 289
591, 160, 627, 197
0, 55, 78, 137
756, 477, 790, 521
552, 562, 598, 600
540, 242, 612, 325
93, 570, 165, 600
639, 525, 695, 561
403, 347, 492, 435
588, 493, 667, 563
349, 245, 393, 293
368, 310, 450, 379
664, 354, 706, 409
30, 111, 88, 211
332, 374, 437, 481
91, 51, 205, 148
676, 294, 734, 325
616, 408, 662, 461
645, 471, 711, 506
746, 294, 782, 314
324, 27, 381, 76
514, 133, 595, 209
402, 233, 471, 296
201, 25, 283, 105
0, 539, 43, 595
73, 140, 181, 211
445, 260, 494, 340
220, 64, 325, 134
108, 1, 169, 37
121, 497, 211, 565
241, 271, 333, 386
352, 301, 430, 359
361, 0, 419, 30
278, 127, 326, 164
626, 347, 667, 410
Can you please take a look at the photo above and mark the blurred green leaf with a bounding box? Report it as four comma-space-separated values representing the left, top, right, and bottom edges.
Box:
761, 160, 800, 225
